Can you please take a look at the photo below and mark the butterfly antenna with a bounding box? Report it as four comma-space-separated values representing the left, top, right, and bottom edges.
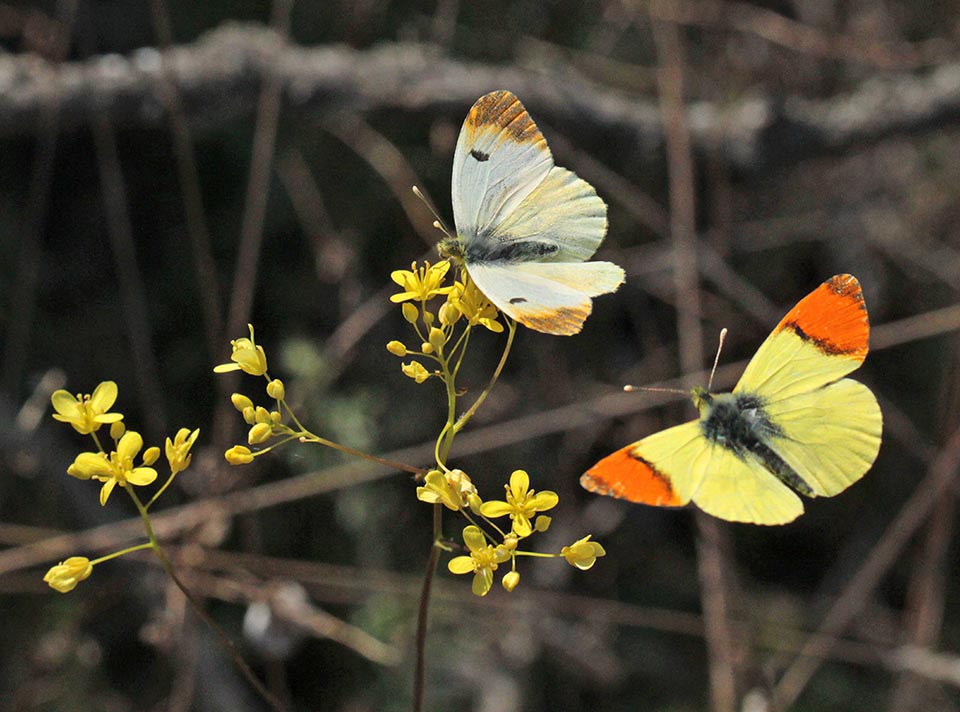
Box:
623, 384, 688, 395
412, 186, 453, 238
707, 328, 728, 392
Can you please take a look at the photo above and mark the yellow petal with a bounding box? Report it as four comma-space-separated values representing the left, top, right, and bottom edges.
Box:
447, 556, 475, 575
89, 381, 118, 412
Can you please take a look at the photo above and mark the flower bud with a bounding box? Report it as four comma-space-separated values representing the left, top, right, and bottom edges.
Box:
241, 406, 257, 425
501, 570, 520, 592
439, 301, 460, 326
428, 327, 446, 353
231, 393, 254, 412
225, 445, 255, 465
266, 379, 285, 400
401, 303, 419, 324
248, 422, 273, 445
142, 446, 161, 466
386, 340, 407, 357
109, 420, 126, 440
534, 515, 552, 533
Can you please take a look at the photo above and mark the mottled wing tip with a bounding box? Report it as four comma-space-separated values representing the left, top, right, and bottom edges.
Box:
582, 448, 683, 506
775, 273, 870, 361
465, 90, 543, 145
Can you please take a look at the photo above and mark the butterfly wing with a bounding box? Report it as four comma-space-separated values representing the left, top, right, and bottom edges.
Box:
484, 165, 608, 263
760, 378, 882, 497
581, 419, 804, 525
467, 261, 625, 335
451, 91, 553, 242
735, 274, 870, 400
734, 273, 882, 497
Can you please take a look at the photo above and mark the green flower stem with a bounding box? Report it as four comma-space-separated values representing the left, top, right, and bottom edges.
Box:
90, 430, 104, 453
90, 542, 153, 565
274, 397, 426, 476
435, 351, 459, 468
298, 433, 427, 476
512, 550, 560, 559
145, 472, 178, 511
124, 487, 286, 712
453, 318, 516, 434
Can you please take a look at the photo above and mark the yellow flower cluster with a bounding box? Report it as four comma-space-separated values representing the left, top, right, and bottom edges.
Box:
429, 469, 604, 597
215, 326, 292, 465
46, 381, 199, 593
386, 261, 504, 385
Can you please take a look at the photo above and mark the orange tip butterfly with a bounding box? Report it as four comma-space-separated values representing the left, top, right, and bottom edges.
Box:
438, 90, 625, 336
581, 274, 883, 525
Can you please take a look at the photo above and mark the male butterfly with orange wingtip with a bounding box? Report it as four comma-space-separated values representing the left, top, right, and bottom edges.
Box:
581, 275, 882, 525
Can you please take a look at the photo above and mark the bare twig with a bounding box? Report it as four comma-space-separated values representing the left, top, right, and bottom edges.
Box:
0, 24, 958, 173
772, 423, 960, 709
148, 0, 224, 361
649, 0, 954, 70
651, 12, 737, 712
91, 115, 168, 437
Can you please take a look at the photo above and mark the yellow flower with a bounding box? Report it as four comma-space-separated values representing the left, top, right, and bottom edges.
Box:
166, 427, 200, 475
51, 381, 124, 435
213, 324, 268, 376
225, 445, 255, 464
502, 570, 520, 592
449, 278, 503, 333
561, 535, 606, 570
447, 526, 510, 597
416, 469, 477, 511
390, 261, 454, 303
67, 431, 158, 506
479, 470, 559, 537
43, 556, 93, 593
401, 361, 431, 383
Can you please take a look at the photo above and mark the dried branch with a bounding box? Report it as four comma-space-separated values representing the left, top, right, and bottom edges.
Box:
0, 23, 958, 172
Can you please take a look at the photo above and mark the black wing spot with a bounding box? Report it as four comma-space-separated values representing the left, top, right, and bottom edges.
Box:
509, 297, 527, 304
470, 149, 490, 162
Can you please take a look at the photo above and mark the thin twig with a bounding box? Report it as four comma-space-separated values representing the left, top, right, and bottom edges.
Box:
148, 0, 224, 361
651, 10, 737, 712
772, 423, 960, 710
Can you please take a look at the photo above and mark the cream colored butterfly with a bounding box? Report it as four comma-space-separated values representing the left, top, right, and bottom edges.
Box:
438, 90, 625, 336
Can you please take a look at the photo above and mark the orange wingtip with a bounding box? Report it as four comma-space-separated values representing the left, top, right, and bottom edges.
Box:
775, 273, 869, 361
465, 90, 543, 145
581, 448, 683, 506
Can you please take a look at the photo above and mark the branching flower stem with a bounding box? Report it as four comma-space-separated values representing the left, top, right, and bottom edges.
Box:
125, 486, 286, 712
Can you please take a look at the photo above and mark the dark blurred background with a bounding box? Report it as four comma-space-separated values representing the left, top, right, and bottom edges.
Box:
1, 1, 959, 710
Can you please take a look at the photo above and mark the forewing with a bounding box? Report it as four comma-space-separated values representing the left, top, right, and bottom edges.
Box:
451, 91, 553, 240
735, 274, 870, 402
468, 261, 624, 335
487, 166, 608, 262
761, 378, 882, 497
581, 420, 703, 507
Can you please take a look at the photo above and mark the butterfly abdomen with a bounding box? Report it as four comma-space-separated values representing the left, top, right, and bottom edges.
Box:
463, 237, 560, 264
700, 392, 816, 497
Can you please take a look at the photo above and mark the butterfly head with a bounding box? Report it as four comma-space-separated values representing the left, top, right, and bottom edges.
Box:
691, 386, 714, 415
437, 234, 465, 266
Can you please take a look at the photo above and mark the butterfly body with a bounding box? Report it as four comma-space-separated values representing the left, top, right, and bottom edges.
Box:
581, 274, 882, 525
441, 90, 625, 335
